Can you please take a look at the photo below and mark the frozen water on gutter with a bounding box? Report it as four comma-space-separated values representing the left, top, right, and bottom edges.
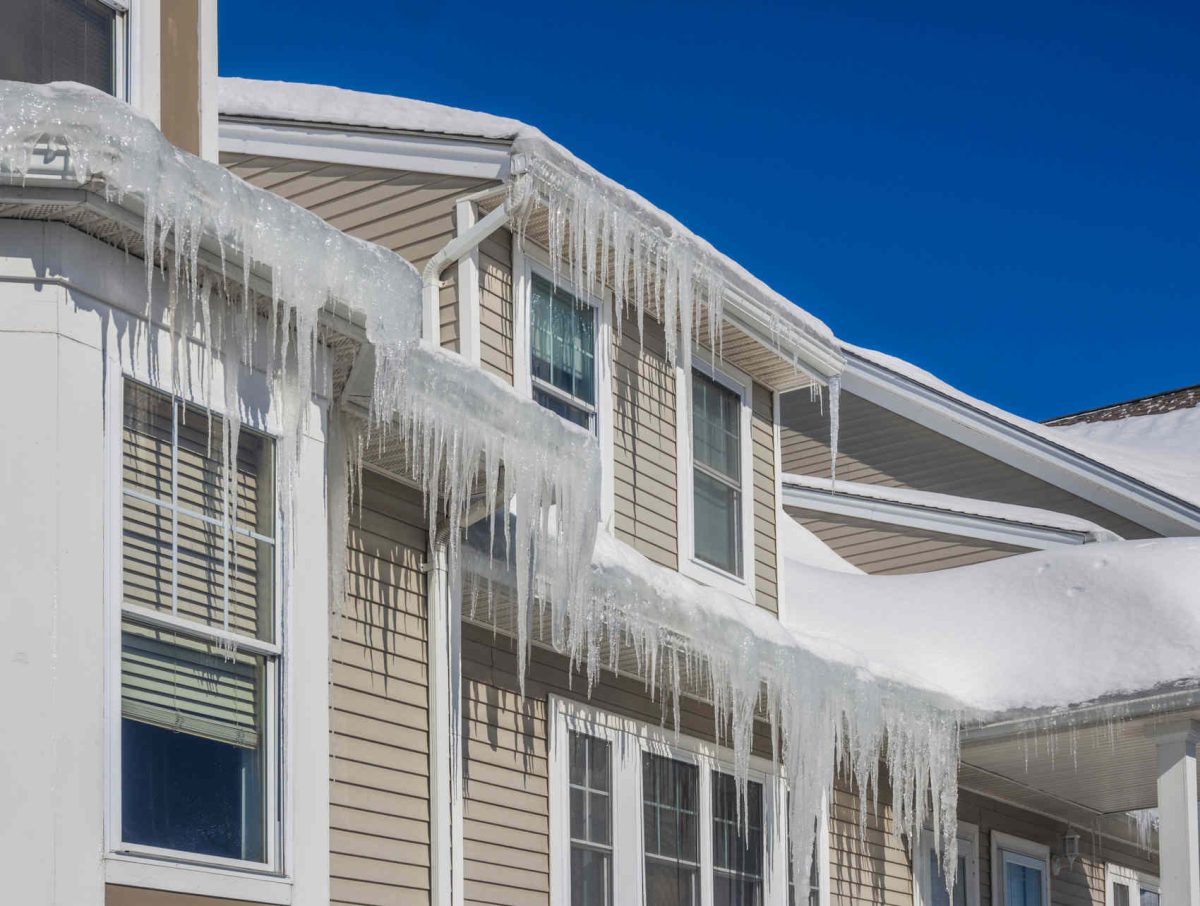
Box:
0, 80, 599, 649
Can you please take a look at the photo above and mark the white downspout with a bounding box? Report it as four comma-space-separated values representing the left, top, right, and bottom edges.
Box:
421, 200, 513, 343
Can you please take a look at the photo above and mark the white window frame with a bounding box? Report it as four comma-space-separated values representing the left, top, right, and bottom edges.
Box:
103, 363, 288, 893
513, 244, 615, 528
914, 821, 980, 906
549, 695, 817, 906
1106, 863, 1159, 906
676, 352, 757, 602
990, 832, 1050, 906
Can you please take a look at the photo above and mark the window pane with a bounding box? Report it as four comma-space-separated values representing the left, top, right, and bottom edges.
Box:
1139, 889, 1159, 906
1113, 884, 1130, 906
122, 382, 275, 641
534, 387, 591, 429
692, 371, 740, 480
531, 274, 595, 410
929, 849, 969, 906
643, 753, 700, 906
712, 773, 763, 906
569, 732, 612, 905
120, 622, 267, 862
693, 470, 742, 576
645, 859, 699, 906
0, 0, 116, 94
1005, 862, 1043, 906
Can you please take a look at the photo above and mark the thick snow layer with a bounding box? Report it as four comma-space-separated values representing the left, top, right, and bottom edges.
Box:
0, 80, 600, 641
1051, 407, 1200, 506
784, 473, 1121, 541
779, 511, 863, 573
847, 345, 1200, 511
219, 77, 839, 384
781, 538, 1200, 713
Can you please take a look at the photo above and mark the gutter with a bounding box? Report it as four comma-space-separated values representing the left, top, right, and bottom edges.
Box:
781, 474, 1119, 550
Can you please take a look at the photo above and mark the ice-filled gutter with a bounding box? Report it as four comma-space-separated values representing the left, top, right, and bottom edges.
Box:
0, 80, 599, 651
464, 531, 970, 894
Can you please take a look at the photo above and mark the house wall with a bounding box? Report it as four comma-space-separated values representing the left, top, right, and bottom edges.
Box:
332, 471, 432, 904
0, 220, 330, 905
218, 154, 502, 353
460, 623, 776, 906
779, 388, 1155, 572
160, 0, 201, 155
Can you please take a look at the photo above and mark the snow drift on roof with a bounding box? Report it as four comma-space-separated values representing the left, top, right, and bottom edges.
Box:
783, 472, 1121, 541
780, 537, 1200, 713
846, 344, 1200, 511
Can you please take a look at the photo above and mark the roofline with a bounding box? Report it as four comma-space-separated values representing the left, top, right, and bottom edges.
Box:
780, 474, 1113, 550
218, 115, 846, 385
1043, 382, 1200, 425
840, 349, 1200, 536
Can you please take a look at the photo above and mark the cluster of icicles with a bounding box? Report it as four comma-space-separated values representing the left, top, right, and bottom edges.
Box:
0, 80, 960, 893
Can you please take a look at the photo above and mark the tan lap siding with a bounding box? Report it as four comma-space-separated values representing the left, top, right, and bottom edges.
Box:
460, 625, 775, 906
612, 317, 678, 570
751, 382, 778, 612
479, 228, 514, 383
332, 471, 431, 904
829, 781, 913, 906
219, 154, 504, 355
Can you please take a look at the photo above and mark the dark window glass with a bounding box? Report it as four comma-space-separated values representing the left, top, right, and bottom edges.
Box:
569, 732, 612, 906
1, 0, 117, 95
712, 772, 763, 906
692, 370, 743, 576
530, 273, 596, 430
643, 753, 700, 906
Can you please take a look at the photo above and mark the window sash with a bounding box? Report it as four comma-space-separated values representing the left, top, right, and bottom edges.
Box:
530, 273, 597, 417
1, 0, 119, 95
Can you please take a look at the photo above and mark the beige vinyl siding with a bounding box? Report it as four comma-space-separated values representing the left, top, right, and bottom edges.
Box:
829, 780, 912, 906
219, 154, 502, 355
332, 470, 431, 904
788, 510, 1030, 575
160, 1, 201, 155
751, 382, 778, 612
107, 885, 270, 906
613, 315, 678, 569
479, 228, 515, 383
956, 790, 1159, 906
460, 623, 774, 906
779, 389, 1155, 560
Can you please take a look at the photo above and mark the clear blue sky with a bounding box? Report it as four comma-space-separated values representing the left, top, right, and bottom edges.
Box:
220, 1, 1198, 420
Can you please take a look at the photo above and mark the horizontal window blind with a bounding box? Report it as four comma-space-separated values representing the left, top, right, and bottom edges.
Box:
121, 621, 262, 750
122, 382, 274, 640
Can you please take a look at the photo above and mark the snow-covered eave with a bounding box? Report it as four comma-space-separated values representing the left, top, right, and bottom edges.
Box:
841, 346, 1200, 535
216, 77, 846, 387
782, 472, 1121, 549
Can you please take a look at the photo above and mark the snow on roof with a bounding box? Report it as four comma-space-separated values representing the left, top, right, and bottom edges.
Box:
217, 77, 838, 361
846, 344, 1200, 513
780, 537, 1200, 712
783, 472, 1121, 542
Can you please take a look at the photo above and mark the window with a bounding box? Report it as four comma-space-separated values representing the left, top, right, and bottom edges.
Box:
712, 772, 764, 906
787, 806, 826, 906
2, 0, 122, 95
915, 823, 980, 906
1107, 865, 1159, 906
570, 732, 613, 906
551, 698, 803, 906
690, 367, 746, 579
990, 833, 1049, 906
531, 272, 597, 430
118, 381, 279, 868
643, 753, 701, 905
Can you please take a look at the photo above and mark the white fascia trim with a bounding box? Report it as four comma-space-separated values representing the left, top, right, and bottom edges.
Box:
219, 118, 511, 180
721, 285, 844, 388
842, 350, 1200, 536
781, 481, 1102, 550
105, 855, 292, 904
455, 199, 482, 364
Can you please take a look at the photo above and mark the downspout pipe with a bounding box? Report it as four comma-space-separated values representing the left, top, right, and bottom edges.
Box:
421, 200, 513, 343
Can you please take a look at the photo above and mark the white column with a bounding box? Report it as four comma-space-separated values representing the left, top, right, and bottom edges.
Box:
1155, 721, 1200, 906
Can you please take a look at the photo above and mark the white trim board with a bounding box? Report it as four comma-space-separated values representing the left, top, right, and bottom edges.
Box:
219, 118, 512, 179
990, 831, 1051, 906
842, 350, 1200, 536
781, 476, 1114, 550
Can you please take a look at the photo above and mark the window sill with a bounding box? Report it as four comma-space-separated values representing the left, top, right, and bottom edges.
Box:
105, 852, 292, 904
679, 555, 757, 605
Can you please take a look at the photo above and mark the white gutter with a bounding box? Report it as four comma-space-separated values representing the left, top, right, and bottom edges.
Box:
781, 474, 1120, 550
